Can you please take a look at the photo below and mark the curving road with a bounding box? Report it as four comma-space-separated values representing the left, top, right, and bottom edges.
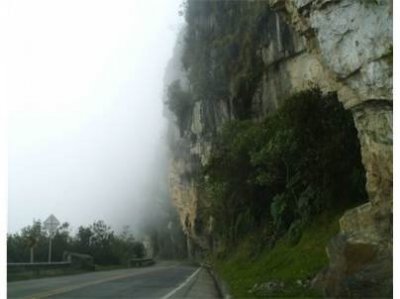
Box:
7, 261, 218, 299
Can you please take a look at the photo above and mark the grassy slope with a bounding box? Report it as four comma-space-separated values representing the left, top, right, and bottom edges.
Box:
213, 214, 341, 298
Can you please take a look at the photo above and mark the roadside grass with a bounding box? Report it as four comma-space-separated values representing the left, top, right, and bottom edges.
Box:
213, 213, 341, 298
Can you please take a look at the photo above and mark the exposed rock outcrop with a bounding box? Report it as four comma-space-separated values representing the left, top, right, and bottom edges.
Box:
266, 1, 392, 296
165, 0, 392, 296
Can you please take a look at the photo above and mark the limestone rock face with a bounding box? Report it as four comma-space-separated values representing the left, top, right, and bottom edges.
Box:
166, 0, 392, 293
311, 1, 392, 106
269, 0, 392, 107
313, 234, 392, 298
352, 102, 392, 206
266, 0, 392, 296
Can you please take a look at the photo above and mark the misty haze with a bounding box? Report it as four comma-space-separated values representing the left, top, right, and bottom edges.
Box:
6, 0, 393, 298
8, 1, 181, 233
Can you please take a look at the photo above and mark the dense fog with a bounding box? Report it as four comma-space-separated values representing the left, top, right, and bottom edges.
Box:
8, 0, 184, 234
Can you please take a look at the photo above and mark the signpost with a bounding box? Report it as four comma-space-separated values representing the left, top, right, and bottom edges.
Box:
26, 235, 38, 263
44, 214, 60, 263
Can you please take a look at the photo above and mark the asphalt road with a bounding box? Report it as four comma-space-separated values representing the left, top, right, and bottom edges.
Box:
7, 261, 201, 298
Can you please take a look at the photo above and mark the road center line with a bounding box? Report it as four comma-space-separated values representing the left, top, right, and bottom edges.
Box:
26, 266, 173, 299
160, 267, 201, 299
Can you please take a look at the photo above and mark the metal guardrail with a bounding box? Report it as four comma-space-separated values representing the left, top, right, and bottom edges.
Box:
129, 258, 155, 267
7, 261, 74, 281
8, 262, 71, 267
8, 253, 95, 281
7, 262, 72, 274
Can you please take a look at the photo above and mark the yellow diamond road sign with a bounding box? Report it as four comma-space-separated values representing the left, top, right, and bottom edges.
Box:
44, 214, 60, 236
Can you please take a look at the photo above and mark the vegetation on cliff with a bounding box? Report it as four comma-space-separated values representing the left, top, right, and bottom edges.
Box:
203, 90, 367, 247
214, 213, 341, 298
176, 0, 269, 121
166, 80, 194, 136
166, 0, 372, 297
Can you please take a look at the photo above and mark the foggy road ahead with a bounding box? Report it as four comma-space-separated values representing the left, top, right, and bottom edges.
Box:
7, 262, 220, 298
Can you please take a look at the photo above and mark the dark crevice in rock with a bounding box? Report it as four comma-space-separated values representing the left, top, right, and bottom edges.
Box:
351, 99, 392, 113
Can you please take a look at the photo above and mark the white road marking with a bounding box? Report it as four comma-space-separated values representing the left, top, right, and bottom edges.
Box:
23, 266, 173, 299
28, 272, 143, 299
161, 267, 201, 299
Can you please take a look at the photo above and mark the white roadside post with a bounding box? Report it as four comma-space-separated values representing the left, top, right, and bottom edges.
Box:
44, 214, 60, 263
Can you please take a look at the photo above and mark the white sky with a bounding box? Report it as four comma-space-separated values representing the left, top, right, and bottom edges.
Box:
6, 0, 184, 233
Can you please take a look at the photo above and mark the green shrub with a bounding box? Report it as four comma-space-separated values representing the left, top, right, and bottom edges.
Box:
287, 219, 303, 246
181, 0, 269, 118
214, 213, 341, 298
203, 89, 367, 245
166, 80, 194, 135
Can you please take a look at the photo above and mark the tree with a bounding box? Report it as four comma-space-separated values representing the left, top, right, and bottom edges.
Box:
51, 222, 72, 261
7, 221, 49, 263
74, 221, 118, 265
203, 89, 367, 245
132, 242, 146, 259
166, 80, 194, 135
73, 226, 94, 254
8, 219, 153, 266
20, 220, 48, 262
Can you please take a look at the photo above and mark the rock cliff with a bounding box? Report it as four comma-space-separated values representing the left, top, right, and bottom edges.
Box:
165, 0, 392, 296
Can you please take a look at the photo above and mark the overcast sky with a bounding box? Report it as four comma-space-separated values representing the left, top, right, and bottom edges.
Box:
7, 0, 184, 233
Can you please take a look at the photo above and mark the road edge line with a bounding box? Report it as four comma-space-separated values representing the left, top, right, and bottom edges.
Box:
160, 267, 201, 299
203, 264, 231, 299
